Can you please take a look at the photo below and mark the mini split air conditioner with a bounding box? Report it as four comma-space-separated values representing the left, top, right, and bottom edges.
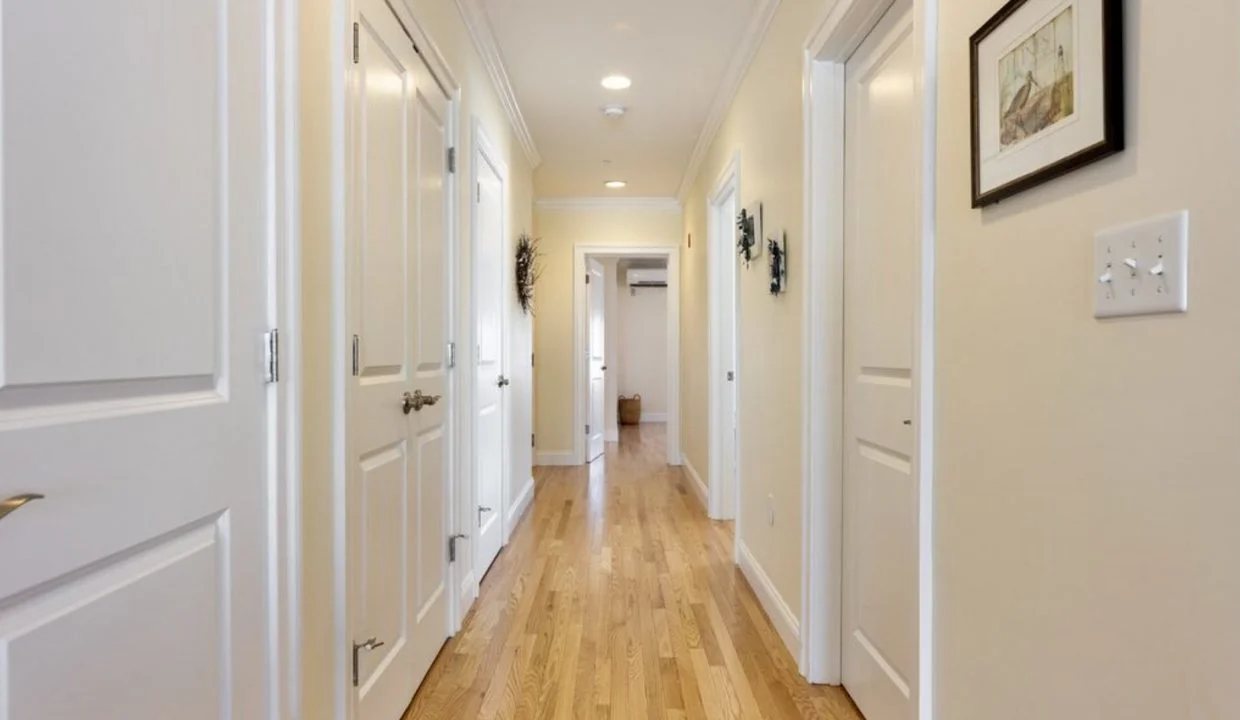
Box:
626, 268, 668, 288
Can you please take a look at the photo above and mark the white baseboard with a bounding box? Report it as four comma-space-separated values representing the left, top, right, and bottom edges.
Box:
737, 539, 801, 660
534, 452, 576, 466
606, 427, 619, 442
681, 454, 708, 510
641, 412, 668, 423
506, 477, 535, 537
457, 570, 477, 629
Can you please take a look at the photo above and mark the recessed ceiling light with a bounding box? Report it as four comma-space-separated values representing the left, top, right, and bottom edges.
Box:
601, 75, 632, 90
604, 180, 627, 189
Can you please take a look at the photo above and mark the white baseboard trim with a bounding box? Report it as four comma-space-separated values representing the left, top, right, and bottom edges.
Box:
457, 570, 477, 628
681, 454, 709, 510
641, 412, 668, 423
534, 452, 577, 466
737, 539, 801, 660
506, 476, 535, 537
606, 427, 620, 443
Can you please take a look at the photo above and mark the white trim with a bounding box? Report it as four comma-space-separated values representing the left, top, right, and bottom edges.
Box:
451, 0, 541, 167
640, 412, 669, 423
535, 196, 682, 212
800, 3, 937, 717
468, 116, 511, 614
270, 0, 300, 714
456, 569, 477, 629
535, 452, 577, 467
506, 476, 535, 538
681, 454, 709, 511
707, 154, 741, 524
676, 0, 782, 202
573, 246, 682, 468
606, 428, 620, 443
737, 540, 801, 660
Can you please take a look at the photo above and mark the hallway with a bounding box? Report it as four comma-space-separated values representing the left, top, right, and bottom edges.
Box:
405, 425, 861, 719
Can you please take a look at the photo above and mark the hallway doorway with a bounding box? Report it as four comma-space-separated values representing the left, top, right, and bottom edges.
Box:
573, 245, 681, 467
707, 155, 741, 523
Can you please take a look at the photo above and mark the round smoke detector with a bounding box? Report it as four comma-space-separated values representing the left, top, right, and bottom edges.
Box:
601, 104, 627, 118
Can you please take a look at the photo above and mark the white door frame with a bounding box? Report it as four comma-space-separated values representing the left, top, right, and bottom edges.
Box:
330, 1, 463, 716
468, 116, 510, 595
707, 153, 741, 523
272, 0, 302, 714
799, 2, 937, 717
572, 245, 681, 466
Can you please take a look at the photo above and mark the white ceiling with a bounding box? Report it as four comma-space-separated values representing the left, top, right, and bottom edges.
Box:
478, 0, 762, 199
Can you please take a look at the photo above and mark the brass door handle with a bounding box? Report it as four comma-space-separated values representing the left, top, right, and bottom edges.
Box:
402, 390, 442, 414
0, 493, 44, 523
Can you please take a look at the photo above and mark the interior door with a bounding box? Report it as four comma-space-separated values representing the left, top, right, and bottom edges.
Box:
350, 0, 452, 715
0, 1, 273, 717
474, 150, 507, 578
717, 189, 739, 518
841, 2, 919, 719
586, 259, 607, 462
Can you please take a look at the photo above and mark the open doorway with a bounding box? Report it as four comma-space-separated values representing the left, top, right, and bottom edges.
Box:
614, 258, 671, 450
574, 245, 681, 467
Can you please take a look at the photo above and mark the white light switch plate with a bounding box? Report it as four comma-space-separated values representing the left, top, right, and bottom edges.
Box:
1094, 211, 1189, 318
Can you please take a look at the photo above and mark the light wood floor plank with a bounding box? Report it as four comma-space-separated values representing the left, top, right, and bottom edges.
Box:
405, 425, 862, 720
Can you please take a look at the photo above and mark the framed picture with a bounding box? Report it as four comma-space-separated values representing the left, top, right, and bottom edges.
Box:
970, 0, 1124, 207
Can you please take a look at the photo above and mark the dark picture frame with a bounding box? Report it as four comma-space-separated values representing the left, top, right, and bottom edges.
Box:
970, 0, 1124, 207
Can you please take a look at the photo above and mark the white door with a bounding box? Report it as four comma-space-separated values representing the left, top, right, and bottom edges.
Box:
586, 259, 606, 462
474, 149, 507, 578
0, 1, 273, 717
349, 0, 453, 715
717, 189, 740, 518
841, 2, 919, 719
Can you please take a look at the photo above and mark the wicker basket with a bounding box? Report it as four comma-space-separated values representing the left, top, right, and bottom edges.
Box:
618, 395, 642, 425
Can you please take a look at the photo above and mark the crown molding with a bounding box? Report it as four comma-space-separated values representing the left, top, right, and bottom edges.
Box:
453, 0, 542, 168
535, 197, 682, 213
675, 0, 782, 202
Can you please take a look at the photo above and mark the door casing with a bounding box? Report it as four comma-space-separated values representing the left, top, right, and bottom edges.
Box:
572, 245, 682, 467
799, 2, 938, 718
706, 153, 742, 528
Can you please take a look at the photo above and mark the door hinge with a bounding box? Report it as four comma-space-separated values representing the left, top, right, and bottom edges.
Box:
531, 433, 536, 448
447, 147, 457, 173
448, 533, 467, 563
586, 424, 591, 435
447, 342, 456, 369
726, 370, 735, 382
264, 329, 280, 383
531, 353, 535, 366
352, 335, 360, 376
585, 273, 591, 284
352, 22, 359, 64
477, 182, 481, 202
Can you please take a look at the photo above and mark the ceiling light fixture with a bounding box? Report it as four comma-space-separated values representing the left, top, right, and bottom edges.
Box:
604, 180, 627, 189
601, 75, 632, 90
601, 104, 627, 118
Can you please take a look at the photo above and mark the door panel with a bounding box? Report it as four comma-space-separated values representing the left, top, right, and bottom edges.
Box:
842, 2, 919, 719
350, 0, 451, 716
475, 155, 506, 577
0, 0, 271, 717
586, 260, 606, 461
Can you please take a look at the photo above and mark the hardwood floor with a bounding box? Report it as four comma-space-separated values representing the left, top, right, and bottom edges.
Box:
405, 424, 862, 720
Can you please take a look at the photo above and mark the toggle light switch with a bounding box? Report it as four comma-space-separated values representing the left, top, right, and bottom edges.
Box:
1094, 211, 1189, 318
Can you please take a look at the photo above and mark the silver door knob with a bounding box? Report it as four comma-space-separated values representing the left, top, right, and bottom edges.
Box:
497, 375, 510, 388
0, 493, 44, 523
402, 390, 442, 414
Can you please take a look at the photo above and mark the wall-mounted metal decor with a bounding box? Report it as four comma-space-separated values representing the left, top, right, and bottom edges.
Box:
768, 231, 787, 296
515, 232, 542, 315
736, 203, 763, 267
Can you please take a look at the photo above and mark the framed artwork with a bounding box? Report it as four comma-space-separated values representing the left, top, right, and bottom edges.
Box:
970, 0, 1124, 207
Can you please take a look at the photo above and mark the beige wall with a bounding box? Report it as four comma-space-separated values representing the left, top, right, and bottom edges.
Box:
936, 1, 1240, 717
680, 0, 819, 619
299, 0, 534, 716
532, 207, 681, 457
